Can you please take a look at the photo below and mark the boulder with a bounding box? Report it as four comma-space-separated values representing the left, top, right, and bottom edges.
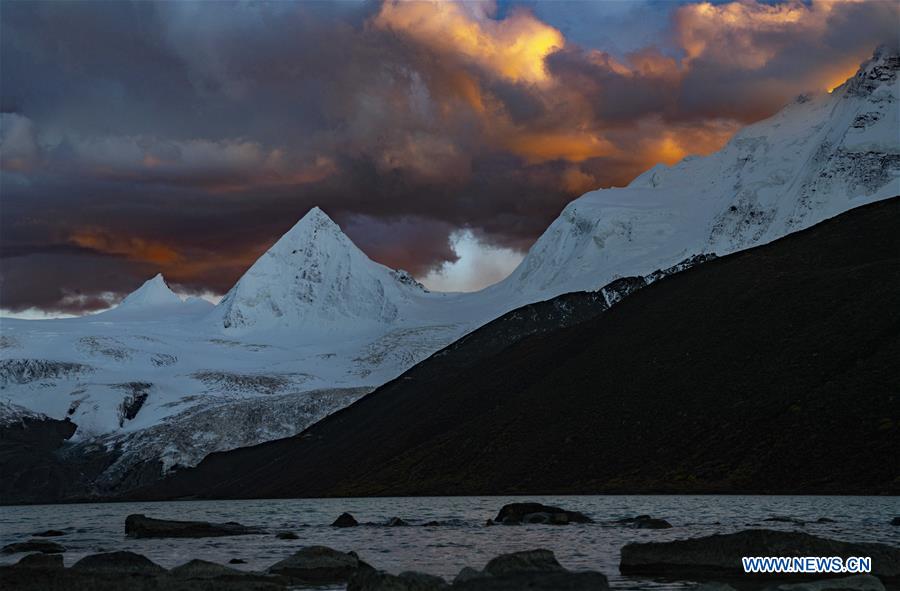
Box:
453, 567, 485, 584
614, 515, 673, 529
494, 503, 592, 525
71, 551, 166, 575
1, 540, 65, 554
482, 549, 565, 576
763, 575, 885, 591
348, 568, 448, 590
332, 512, 359, 527
891, 517, 900, 526
125, 514, 263, 538
387, 517, 410, 527
453, 571, 609, 590
620, 529, 900, 581
229, 558, 247, 564
452, 549, 609, 591
32, 530, 66, 537
267, 545, 372, 584
14, 553, 64, 569
276, 531, 299, 540
170, 559, 245, 579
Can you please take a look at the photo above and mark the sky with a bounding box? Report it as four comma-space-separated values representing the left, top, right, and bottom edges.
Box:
1, 0, 897, 316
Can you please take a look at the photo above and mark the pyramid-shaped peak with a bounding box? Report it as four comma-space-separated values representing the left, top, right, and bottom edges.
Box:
215, 207, 426, 330
117, 273, 183, 309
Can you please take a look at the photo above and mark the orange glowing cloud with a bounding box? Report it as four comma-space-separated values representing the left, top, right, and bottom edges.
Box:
71, 230, 182, 266
374, 1, 564, 85
504, 129, 617, 164
637, 119, 743, 166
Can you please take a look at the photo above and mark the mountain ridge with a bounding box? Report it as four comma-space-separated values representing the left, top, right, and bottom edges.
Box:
137, 196, 900, 500
1, 47, 898, 502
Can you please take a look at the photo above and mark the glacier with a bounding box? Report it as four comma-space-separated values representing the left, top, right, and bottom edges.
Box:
1, 47, 897, 496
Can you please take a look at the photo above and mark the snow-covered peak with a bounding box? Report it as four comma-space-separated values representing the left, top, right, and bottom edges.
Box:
843, 43, 899, 98
215, 206, 425, 331
493, 46, 900, 303
115, 274, 183, 310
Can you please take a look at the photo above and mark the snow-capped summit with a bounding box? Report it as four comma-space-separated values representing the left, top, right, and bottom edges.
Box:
215, 206, 426, 331
493, 46, 900, 302
108, 273, 183, 312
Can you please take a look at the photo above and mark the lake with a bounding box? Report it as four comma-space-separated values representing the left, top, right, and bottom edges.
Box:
1, 495, 897, 589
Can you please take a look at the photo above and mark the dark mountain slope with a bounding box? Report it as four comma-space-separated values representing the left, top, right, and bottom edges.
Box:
143, 198, 900, 499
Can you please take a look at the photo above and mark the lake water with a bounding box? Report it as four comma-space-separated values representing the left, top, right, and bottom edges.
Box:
1, 495, 897, 589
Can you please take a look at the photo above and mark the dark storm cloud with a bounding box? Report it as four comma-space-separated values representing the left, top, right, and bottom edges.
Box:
1, 0, 896, 312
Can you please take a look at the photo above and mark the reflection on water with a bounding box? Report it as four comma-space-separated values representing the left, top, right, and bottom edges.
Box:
0, 495, 897, 590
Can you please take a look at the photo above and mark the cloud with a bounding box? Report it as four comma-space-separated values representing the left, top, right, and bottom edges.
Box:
0, 113, 40, 171
373, 1, 564, 85
1, 0, 896, 313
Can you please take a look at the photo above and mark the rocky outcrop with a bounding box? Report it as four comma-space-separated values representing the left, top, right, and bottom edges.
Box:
452, 549, 609, 590
620, 529, 900, 581
332, 512, 359, 527
0, 403, 118, 505
71, 551, 167, 575
1, 540, 65, 554
0, 359, 91, 385
349, 569, 449, 590
2, 552, 286, 591
267, 545, 373, 584
124, 514, 264, 538
494, 503, 593, 525
14, 553, 64, 569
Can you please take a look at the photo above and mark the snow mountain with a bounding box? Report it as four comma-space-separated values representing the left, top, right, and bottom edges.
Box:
215, 207, 428, 332
100, 274, 214, 320
1, 46, 898, 500
494, 45, 900, 302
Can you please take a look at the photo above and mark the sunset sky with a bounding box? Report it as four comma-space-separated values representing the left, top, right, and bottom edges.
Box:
1, 0, 897, 316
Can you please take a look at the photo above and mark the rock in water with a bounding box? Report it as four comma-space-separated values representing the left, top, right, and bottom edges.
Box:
1, 540, 65, 554
614, 515, 673, 529
124, 514, 264, 538
453, 549, 609, 591
348, 569, 449, 590
267, 545, 372, 584
494, 503, 593, 525
386, 517, 409, 527
14, 553, 63, 569
170, 559, 245, 579
620, 529, 900, 581
71, 551, 166, 575
891, 517, 900, 526
276, 531, 299, 540
32, 530, 66, 537
482, 549, 565, 576
453, 567, 485, 584
332, 512, 359, 527
763, 574, 885, 590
